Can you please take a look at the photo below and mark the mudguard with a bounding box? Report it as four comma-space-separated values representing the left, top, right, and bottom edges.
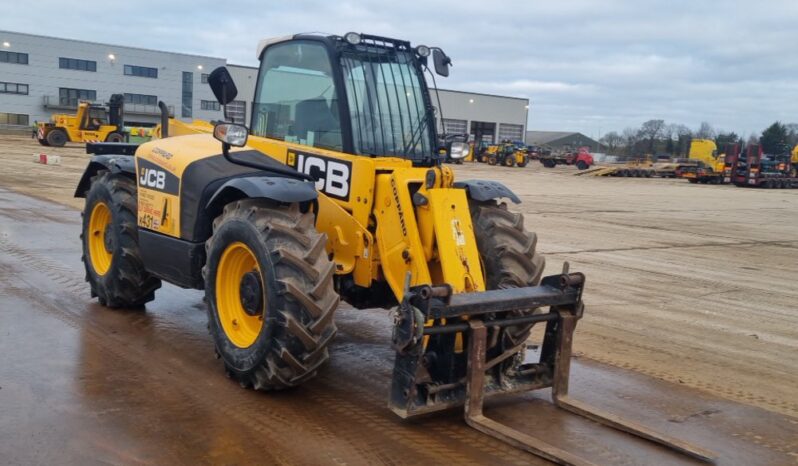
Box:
74, 154, 136, 197
454, 179, 521, 204
206, 175, 318, 212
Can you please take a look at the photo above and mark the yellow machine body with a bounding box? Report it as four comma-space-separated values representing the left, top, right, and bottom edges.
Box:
149, 121, 485, 300
39, 102, 120, 143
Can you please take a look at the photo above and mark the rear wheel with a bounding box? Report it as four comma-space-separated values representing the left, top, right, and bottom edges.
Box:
46, 128, 67, 147
576, 160, 588, 170
469, 200, 545, 374
487, 155, 498, 165
105, 132, 125, 143
503, 155, 515, 167
204, 199, 339, 390
81, 171, 161, 307
517, 157, 528, 167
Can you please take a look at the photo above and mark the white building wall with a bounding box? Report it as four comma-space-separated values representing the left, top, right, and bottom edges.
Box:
0, 30, 226, 127
433, 89, 528, 141
227, 64, 258, 125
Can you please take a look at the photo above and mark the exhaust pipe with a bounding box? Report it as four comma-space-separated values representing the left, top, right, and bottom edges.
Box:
158, 101, 169, 138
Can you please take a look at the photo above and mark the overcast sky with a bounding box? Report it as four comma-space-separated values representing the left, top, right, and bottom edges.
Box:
3, 0, 796, 139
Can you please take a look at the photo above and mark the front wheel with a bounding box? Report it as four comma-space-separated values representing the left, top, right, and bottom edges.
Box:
105, 132, 125, 143
576, 160, 588, 170
204, 200, 339, 390
470, 200, 545, 374
81, 171, 161, 307
503, 155, 515, 167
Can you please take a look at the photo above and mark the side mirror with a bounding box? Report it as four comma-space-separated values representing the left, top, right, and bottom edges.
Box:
208, 66, 238, 105
432, 49, 451, 77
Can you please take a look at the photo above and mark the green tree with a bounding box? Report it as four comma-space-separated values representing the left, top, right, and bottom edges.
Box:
760, 122, 789, 154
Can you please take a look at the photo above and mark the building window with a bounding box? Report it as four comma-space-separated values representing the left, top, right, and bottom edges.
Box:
226, 100, 247, 125
59, 57, 97, 72
201, 100, 220, 111
201, 73, 209, 84
181, 71, 193, 118
59, 88, 97, 106
124, 64, 158, 78
442, 118, 467, 136
498, 123, 524, 142
0, 82, 29, 95
124, 93, 157, 106
0, 51, 28, 65
0, 113, 30, 126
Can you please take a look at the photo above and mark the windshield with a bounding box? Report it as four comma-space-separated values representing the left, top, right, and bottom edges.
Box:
341, 47, 435, 160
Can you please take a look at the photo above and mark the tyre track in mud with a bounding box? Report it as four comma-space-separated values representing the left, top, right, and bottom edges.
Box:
0, 231, 540, 465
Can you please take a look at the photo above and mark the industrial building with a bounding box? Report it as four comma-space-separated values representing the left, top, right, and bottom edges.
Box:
1, 29, 529, 143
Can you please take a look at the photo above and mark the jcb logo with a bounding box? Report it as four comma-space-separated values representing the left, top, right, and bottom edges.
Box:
140, 168, 166, 189
291, 152, 352, 200
137, 158, 179, 194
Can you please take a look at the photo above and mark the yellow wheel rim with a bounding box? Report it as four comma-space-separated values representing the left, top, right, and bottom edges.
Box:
215, 242, 264, 348
88, 202, 113, 276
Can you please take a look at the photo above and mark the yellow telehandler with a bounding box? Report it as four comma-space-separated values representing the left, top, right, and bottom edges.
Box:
75, 32, 713, 464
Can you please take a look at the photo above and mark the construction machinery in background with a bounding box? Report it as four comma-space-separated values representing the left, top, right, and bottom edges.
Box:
730, 143, 798, 188
74, 32, 714, 464
539, 146, 594, 170
675, 139, 731, 184
37, 94, 126, 147
475, 140, 528, 167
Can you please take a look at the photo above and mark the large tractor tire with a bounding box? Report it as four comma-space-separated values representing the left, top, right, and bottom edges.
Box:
503, 155, 516, 167
517, 157, 528, 168
46, 128, 68, 147
469, 200, 545, 375
105, 132, 125, 143
487, 155, 498, 166
204, 199, 339, 390
81, 170, 161, 307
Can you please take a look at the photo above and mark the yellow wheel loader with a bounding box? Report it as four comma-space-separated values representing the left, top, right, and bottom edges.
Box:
75, 32, 713, 464
38, 94, 126, 147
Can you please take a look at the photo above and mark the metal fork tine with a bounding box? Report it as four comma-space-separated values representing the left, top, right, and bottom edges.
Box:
465, 320, 597, 466
552, 314, 717, 463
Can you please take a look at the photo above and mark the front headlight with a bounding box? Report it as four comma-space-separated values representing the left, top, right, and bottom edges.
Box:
449, 142, 469, 159
213, 123, 248, 147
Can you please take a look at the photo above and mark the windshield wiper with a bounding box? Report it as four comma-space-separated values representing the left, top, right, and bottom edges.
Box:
402, 111, 430, 156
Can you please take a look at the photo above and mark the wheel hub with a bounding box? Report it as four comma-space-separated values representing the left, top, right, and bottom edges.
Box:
239, 271, 263, 316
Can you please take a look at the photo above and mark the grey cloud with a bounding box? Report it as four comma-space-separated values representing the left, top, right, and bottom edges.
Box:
2, 0, 796, 136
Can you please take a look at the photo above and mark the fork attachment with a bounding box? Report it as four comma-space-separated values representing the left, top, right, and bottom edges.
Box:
388, 269, 717, 465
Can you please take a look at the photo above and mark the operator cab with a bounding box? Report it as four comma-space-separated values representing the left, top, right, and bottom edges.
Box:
82, 105, 108, 130
245, 32, 456, 165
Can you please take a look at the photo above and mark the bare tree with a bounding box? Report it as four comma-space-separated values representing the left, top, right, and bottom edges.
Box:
599, 131, 623, 154
639, 119, 666, 153
785, 123, 798, 146
747, 133, 759, 145
621, 127, 639, 155
695, 121, 716, 139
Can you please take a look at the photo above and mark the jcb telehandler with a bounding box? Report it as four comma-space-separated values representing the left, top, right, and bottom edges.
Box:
38, 94, 126, 147
75, 32, 713, 464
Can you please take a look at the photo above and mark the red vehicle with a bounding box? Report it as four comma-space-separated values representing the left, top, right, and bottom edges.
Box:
539, 146, 594, 170
731, 144, 797, 189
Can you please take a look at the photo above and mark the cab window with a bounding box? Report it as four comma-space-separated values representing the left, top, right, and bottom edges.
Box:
252, 41, 342, 151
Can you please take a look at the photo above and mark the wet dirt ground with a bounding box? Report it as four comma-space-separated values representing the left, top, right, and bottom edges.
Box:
1, 136, 797, 464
